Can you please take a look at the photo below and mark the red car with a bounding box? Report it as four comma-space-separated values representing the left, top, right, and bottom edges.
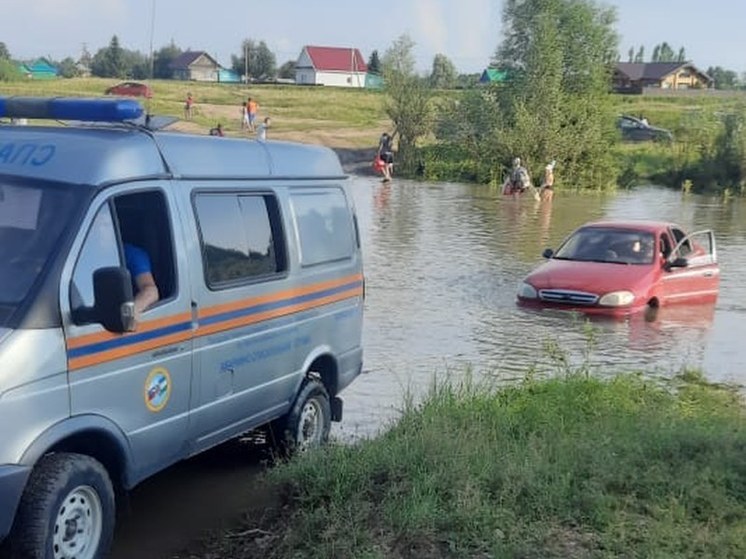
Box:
104, 81, 153, 99
517, 220, 719, 316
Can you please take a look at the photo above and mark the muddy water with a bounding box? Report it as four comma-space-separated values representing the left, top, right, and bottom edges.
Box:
339, 179, 746, 439
112, 180, 746, 557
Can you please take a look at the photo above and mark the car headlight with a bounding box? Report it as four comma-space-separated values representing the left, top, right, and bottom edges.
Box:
598, 291, 635, 307
518, 282, 538, 299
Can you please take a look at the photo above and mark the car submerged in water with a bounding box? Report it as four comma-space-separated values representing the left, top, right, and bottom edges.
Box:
517, 220, 719, 316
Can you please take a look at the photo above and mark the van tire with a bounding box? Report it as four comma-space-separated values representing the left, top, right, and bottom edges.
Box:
271, 378, 331, 456
9, 453, 115, 559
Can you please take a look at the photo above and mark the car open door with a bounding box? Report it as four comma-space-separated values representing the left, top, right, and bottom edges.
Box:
662, 229, 719, 305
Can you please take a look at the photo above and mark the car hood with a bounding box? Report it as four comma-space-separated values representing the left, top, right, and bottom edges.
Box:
525, 259, 654, 293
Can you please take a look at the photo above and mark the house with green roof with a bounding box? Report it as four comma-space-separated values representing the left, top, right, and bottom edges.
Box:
17, 59, 59, 79
479, 68, 508, 85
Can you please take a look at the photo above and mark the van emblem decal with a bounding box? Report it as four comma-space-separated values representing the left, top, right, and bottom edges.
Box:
144, 367, 171, 412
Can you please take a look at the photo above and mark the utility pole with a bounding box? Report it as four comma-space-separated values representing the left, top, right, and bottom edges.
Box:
148, 0, 156, 79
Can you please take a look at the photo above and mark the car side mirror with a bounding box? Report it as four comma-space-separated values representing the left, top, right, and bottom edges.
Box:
664, 257, 688, 271
93, 267, 136, 333
542, 248, 554, 259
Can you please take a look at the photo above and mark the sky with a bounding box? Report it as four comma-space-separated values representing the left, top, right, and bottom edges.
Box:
3, 0, 745, 75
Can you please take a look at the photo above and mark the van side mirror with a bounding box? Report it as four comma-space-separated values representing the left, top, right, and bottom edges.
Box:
542, 248, 554, 259
93, 267, 136, 333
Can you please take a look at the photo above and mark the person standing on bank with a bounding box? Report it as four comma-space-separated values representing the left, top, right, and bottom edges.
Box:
247, 97, 259, 132
257, 117, 271, 142
377, 132, 395, 182
184, 92, 194, 120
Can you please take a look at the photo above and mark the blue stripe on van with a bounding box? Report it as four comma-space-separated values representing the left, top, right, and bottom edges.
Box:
198, 279, 363, 328
68, 320, 193, 359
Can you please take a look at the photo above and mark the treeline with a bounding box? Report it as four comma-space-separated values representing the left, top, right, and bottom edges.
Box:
384, 0, 620, 190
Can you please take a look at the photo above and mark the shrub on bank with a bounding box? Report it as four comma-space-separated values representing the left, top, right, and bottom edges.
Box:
197, 372, 746, 559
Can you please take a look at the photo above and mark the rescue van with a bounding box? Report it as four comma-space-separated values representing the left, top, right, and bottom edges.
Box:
0, 97, 364, 558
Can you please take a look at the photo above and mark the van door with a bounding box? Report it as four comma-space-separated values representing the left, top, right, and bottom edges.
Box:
61, 187, 194, 481
184, 188, 298, 451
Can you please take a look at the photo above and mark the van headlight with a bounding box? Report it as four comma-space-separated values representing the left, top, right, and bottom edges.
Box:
518, 282, 538, 299
599, 291, 634, 307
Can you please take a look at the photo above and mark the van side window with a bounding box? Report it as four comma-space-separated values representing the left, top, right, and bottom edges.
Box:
71, 204, 121, 309
114, 190, 177, 305
290, 191, 355, 266
194, 193, 286, 288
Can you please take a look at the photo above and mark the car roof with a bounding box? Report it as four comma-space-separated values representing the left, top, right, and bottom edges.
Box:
580, 220, 679, 234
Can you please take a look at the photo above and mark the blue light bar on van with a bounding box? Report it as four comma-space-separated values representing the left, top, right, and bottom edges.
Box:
0, 97, 143, 122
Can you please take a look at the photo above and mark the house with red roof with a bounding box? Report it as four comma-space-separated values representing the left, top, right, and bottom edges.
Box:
295, 46, 367, 88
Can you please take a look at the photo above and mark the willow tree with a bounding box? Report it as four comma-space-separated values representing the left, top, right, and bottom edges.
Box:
382, 34, 433, 175
492, 0, 619, 189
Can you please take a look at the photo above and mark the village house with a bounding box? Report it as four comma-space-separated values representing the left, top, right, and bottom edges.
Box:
295, 46, 367, 88
169, 51, 221, 82
16, 58, 58, 80
613, 62, 713, 93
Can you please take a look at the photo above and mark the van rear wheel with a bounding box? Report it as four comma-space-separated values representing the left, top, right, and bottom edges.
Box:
271, 378, 331, 456
9, 453, 115, 559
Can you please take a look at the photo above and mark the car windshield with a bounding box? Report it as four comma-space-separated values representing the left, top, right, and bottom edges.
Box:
0, 181, 80, 325
554, 227, 655, 265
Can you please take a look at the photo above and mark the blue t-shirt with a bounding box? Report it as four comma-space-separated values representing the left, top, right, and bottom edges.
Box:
124, 243, 152, 281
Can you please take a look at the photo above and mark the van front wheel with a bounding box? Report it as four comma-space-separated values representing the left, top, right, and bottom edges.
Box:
273, 379, 331, 455
9, 453, 115, 559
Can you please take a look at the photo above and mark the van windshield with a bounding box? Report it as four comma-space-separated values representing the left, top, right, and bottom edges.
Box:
0, 181, 80, 325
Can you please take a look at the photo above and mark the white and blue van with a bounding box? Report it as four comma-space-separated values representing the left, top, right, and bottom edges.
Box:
0, 97, 364, 558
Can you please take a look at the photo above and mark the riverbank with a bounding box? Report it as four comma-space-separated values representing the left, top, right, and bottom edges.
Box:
178, 372, 746, 559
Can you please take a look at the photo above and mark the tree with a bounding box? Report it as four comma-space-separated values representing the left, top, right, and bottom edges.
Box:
0, 59, 21, 82
367, 50, 381, 74
677, 47, 686, 62
627, 46, 634, 63
91, 35, 126, 78
231, 39, 276, 80
278, 59, 296, 80
153, 41, 182, 79
57, 57, 80, 78
429, 53, 457, 89
0, 42, 10, 60
382, 34, 433, 174
707, 66, 738, 90
634, 45, 644, 63
652, 42, 675, 62
488, 0, 619, 189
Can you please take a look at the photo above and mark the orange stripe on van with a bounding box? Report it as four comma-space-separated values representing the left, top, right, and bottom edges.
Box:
198, 273, 364, 320
66, 312, 192, 350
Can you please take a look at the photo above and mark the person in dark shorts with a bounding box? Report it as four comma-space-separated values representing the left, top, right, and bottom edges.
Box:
377, 132, 395, 181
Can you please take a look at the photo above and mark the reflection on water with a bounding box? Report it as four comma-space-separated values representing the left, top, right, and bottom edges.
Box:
336, 180, 746, 439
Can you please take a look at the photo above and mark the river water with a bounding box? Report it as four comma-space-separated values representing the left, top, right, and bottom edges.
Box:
339, 178, 746, 439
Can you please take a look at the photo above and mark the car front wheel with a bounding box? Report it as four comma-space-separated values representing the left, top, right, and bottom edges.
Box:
8, 453, 115, 559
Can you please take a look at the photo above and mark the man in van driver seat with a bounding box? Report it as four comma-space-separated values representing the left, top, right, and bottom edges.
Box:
124, 243, 159, 316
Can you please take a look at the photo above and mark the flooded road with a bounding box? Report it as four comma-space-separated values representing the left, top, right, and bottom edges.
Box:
112, 178, 746, 556
340, 178, 746, 438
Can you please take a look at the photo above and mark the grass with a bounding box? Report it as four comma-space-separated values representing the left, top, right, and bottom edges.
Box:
0, 77, 390, 148
187, 371, 746, 559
